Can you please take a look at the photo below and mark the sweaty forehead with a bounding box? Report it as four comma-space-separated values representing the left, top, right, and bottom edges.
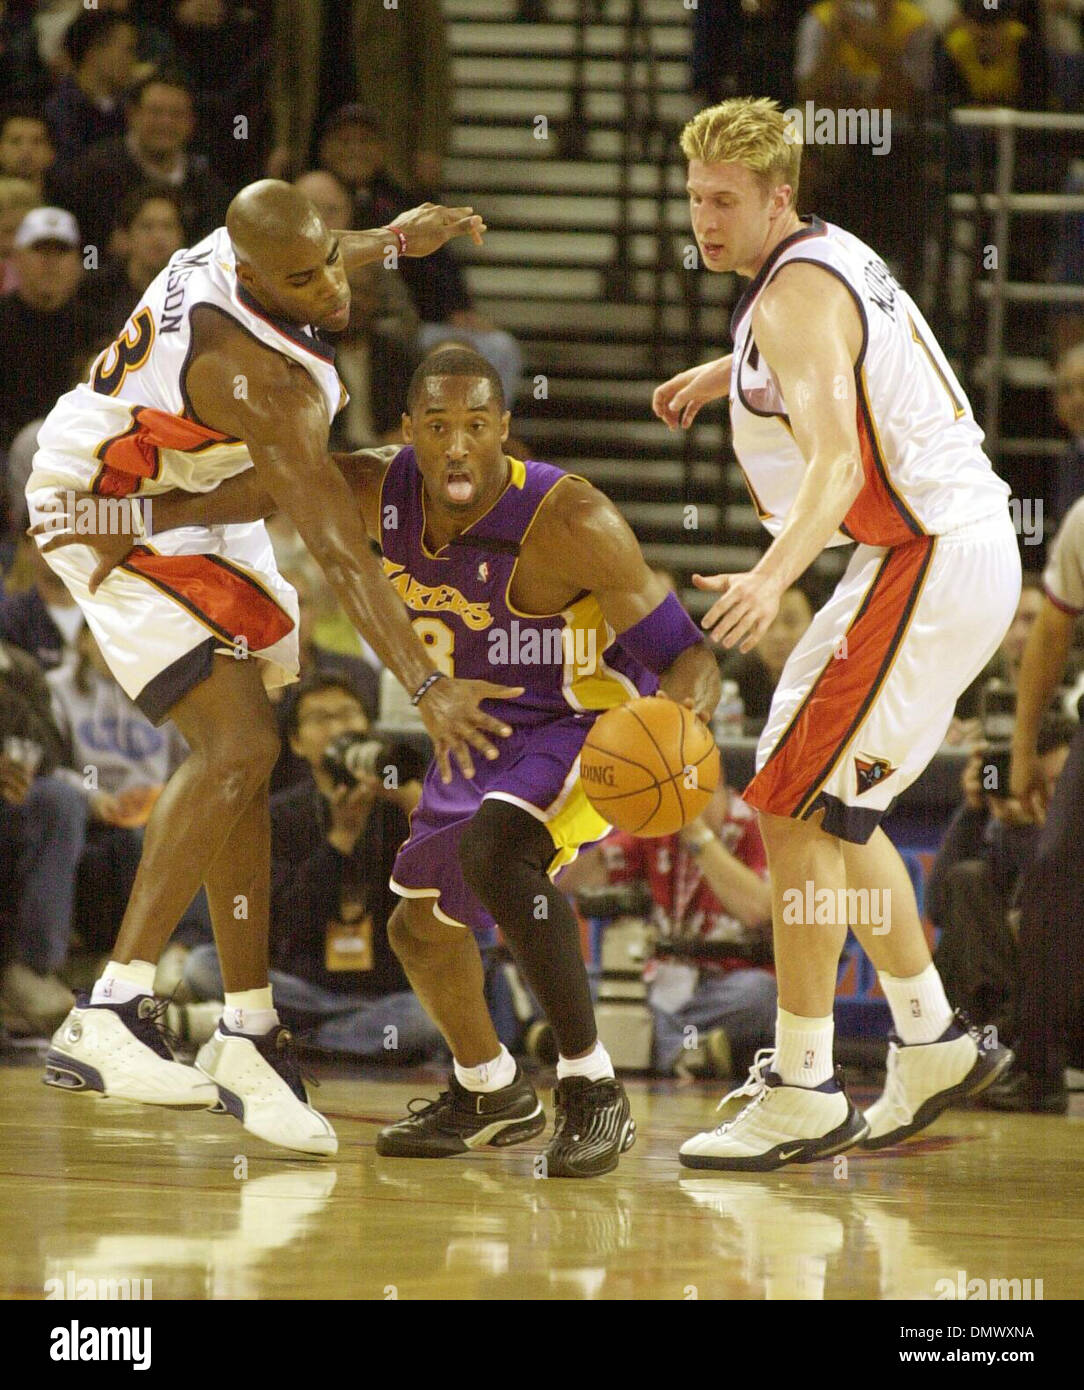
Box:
418, 375, 499, 412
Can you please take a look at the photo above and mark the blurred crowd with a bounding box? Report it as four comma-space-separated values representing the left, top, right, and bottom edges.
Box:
0, 1, 1081, 1103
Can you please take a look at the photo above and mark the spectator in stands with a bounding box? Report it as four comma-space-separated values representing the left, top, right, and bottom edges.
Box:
692, 0, 808, 109
47, 621, 205, 956
0, 208, 98, 456
0, 8, 53, 102
294, 169, 420, 447
2, 350, 99, 546
0, 107, 56, 202
0, 176, 35, 294
82, 185, 186, 338
0, 538, 84, 675
269, 564, 380, 793
0, 636, 83, 1037
928, 712, 1074, 1049
184, 671, 444, 1062
559, 771, 775, 1078
936, 0, 1049, 109
1040, 0, 1084, 113
268, 0, 451, 190
43, 11, 139, 162
157, 0, 270, 188
316, 105, 524, 404
48, 71, 230, 257
718, 583, 814, 727
795, 0, 936, 289
1052, 341, 1084, 524
983, 496, 1084, 1112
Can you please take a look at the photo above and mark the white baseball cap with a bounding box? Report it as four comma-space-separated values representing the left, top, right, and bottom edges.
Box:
14, 206, 80, 250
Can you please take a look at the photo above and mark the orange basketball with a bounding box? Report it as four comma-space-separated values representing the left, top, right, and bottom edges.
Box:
579, 696, 720, 837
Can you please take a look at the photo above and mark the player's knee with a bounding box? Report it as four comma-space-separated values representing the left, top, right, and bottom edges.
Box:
458, 807, 507, 900
388, 899, 461, 968
200, 722, 280, 797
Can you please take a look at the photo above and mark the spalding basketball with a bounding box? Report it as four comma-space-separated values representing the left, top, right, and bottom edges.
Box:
579, 696, 720, 836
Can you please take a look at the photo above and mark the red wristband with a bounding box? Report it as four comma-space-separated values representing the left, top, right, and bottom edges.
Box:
384, 225, 408, 259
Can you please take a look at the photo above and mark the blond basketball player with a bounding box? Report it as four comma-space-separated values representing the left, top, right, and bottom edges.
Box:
653, 99, 1020, 1170
26, 183, 523, 1156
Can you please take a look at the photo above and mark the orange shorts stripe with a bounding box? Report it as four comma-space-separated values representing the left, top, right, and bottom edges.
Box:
92, 407, 236, 497
743, 535, 936, 820
121, 546, 294, 651
841, 373, 925, 547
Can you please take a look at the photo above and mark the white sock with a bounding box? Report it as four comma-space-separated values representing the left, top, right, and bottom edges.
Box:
454, 1043, 517, 1093
223, 987, 278, 1036
556, 1039, 614, 1083
879, 964, 953, 1045
91, 959, 156, 1006
774, 1008, 835, 1087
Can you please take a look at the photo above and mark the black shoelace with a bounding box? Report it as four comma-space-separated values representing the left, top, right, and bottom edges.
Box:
267, 1027, 319, 1100
132, 995, 183, 1057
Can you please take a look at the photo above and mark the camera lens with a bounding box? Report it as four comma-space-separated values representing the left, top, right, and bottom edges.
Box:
321, 732, 385, 787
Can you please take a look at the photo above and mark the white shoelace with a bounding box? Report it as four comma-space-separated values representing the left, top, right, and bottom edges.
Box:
713, 1047, 776, 1135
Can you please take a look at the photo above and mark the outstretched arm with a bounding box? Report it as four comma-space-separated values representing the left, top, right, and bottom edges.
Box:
334, 203, 486, 277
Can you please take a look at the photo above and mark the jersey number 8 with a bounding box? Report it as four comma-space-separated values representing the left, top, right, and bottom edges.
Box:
412, 618, 455, 677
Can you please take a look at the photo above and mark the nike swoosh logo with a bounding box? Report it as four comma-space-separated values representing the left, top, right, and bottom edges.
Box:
777, 1145, 805, 1160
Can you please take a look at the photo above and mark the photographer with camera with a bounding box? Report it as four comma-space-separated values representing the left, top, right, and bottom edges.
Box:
981, 495, 1084, 1112
558, 770, 775, 1079
928, 706, 1075, 1055
183, 672, 443, 1062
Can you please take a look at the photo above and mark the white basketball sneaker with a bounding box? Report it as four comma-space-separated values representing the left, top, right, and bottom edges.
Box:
43, 994, 219, 1108
862, 1012, 1014, 1148
196, 1022, 338, 1157
679, 1049, 869, 1172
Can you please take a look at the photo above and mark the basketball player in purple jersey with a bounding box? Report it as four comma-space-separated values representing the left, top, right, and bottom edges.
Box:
58, 347, 721, 1176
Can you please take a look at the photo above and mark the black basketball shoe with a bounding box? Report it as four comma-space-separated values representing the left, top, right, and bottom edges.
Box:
542, 1076, 636, 1178
375, 1066, 545, 1158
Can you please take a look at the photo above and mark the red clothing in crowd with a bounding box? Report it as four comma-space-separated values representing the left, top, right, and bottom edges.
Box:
596, 790, 771, 976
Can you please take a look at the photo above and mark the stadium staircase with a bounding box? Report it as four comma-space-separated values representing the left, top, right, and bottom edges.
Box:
440, 0, 788, 613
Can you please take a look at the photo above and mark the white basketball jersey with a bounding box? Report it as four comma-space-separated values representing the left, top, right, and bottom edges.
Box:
729, 216, 1010, 548
31, 226, 347, 498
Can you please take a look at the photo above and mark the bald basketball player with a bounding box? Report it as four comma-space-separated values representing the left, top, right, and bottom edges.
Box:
27, 182, 522, 1156
653, 99, 1020, 1170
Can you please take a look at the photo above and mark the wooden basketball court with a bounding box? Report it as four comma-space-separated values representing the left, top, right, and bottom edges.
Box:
1, 1056, 1079, 1302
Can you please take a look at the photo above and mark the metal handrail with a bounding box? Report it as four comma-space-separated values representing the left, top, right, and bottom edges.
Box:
948, 107, 1084, 460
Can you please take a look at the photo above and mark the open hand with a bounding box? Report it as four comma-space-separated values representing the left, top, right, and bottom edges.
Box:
30, 490, 142, 594
392, 203, 487, 257
415, 676, 524, 783
694, 570, 783, 652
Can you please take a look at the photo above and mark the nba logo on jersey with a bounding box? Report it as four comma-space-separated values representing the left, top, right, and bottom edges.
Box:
477, 561, 490, 583
854, 754, 896, 796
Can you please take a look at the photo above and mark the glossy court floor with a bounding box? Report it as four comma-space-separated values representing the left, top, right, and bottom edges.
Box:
1, 1058, 1080, 1301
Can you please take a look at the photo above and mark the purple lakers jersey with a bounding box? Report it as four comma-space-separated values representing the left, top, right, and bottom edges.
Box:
379, 449, 657, 724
